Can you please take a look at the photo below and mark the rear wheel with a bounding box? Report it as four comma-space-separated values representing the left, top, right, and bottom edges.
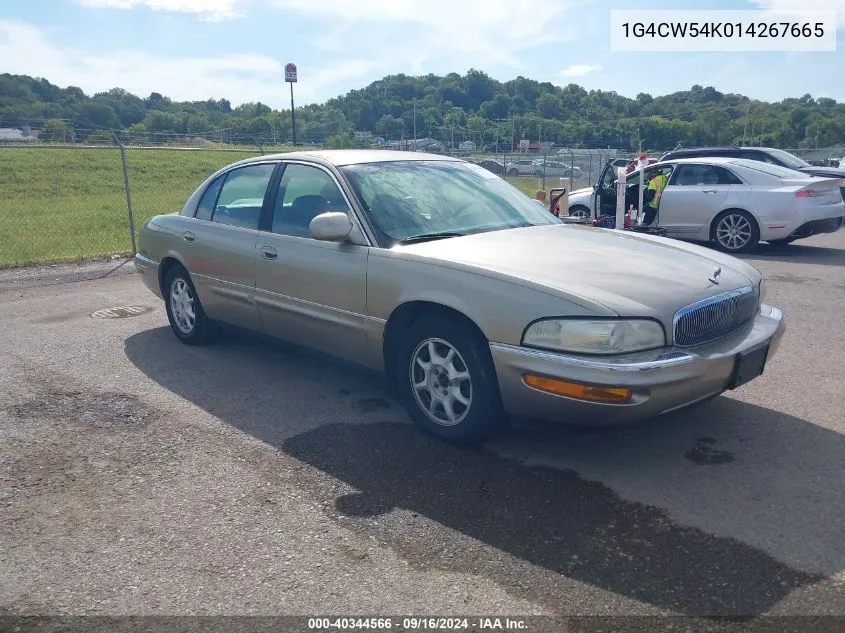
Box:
508, 168, 519, 176
163, 265, 214, 345
534, 170, 544, 178
711, 210, 759, 253
396, 314, 506, 444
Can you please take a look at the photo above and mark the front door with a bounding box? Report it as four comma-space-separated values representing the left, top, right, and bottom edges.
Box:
181, 162, 278, 331
659, 164, 731, 237
596, 162, 620, 218
253, 162, 369, 363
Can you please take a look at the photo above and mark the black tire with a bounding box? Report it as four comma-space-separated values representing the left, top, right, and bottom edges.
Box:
710, 209, 760, 253
534, 170, 544, 178
768, 237, 797, 246
163, 264, 215, 345
508, 168, 519, 176
568, 204, 591, 220
395, 314, 506, 444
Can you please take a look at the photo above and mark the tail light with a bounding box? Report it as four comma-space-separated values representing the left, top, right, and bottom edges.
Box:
796, 189, 825, 198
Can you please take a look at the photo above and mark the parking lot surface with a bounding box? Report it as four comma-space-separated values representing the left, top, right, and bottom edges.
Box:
1, 234, 844, 620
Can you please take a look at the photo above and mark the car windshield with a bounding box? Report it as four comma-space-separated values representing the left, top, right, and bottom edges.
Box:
340, 160, 560, 244
766, 148, 811, 169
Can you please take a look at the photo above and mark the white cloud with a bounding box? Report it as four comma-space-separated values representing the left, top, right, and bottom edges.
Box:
559, 64, 601, 78
60, 0, 599, 103
73, 0, 245, 21
748, 0, 845, 27
0, 20, 376, 106
274, 0, 592, 69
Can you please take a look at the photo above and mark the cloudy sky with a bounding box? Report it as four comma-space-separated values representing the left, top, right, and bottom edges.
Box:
0, 0, 843, 107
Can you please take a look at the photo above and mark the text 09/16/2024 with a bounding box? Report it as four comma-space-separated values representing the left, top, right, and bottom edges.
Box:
610, 10, 836, 52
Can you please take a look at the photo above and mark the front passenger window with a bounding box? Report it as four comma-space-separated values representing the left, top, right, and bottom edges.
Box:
272, 164, 351, 238
211, 164, 276, 230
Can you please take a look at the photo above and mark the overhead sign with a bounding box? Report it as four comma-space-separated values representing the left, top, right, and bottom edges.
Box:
285, 63, 297, 83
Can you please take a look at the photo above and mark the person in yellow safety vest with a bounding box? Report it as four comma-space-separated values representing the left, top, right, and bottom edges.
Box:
642, 169, 669, 226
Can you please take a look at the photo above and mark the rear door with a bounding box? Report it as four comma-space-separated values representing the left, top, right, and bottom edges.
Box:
658, 164, 732, 237
181, 161, 278, 331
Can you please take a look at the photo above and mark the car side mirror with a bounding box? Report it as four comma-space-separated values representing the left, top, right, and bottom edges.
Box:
310, 211, 353, 242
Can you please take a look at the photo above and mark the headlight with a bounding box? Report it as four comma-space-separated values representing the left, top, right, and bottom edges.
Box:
522, 319, 666, 355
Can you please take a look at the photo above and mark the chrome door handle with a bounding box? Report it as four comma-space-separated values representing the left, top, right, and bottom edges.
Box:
260, 246, 278, 260
702, 190, 718, 194
182, 231, 196, 242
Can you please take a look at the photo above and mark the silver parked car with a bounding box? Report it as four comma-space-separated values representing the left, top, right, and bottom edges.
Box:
535, 160, 582, 179
568, 157, 844, 251
135, 151, 785, 443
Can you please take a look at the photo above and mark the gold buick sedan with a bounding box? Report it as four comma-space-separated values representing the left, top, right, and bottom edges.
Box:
135, 150, 785, 443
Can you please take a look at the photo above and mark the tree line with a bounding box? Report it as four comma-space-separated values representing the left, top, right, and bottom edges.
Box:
1, 70, 844, 151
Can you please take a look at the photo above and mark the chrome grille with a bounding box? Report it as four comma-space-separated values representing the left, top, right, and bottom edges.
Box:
673, 286, 758, 347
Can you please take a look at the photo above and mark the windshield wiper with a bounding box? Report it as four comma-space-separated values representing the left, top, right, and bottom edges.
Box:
398, 231, 467, 244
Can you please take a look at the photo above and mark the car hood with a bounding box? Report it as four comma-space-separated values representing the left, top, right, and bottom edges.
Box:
397, 224, 759, 317
799, 166, 845, 178
569, 186, 594, 196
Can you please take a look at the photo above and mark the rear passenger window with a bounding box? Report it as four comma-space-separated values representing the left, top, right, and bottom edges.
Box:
717, 167, 744, 185
195, 176, 224, 221
211, 164, 276, 230
673, 164, 735, 186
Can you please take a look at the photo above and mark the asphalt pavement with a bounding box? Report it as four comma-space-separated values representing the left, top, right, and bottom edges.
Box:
1, 234, 844, 623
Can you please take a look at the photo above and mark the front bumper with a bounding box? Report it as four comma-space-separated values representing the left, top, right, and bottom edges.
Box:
489, 304, 785, 426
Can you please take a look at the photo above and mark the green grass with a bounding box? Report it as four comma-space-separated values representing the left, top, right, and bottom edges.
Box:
0, 147, 262, 268
0, 146, 591, 268
505, 175, 590, 198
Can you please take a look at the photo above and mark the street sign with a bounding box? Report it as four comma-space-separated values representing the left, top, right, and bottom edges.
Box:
285, 62, 297, 83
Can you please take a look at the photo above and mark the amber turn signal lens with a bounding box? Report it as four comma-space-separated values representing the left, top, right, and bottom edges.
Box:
523, 375, 632, 404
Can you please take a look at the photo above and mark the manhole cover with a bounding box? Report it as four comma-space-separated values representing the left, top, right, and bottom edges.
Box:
91, 306, 153, 319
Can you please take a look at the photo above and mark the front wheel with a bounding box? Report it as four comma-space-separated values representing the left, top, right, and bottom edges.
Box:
534, 170, 544, 178
711, 210, 759, 253
508, 168, 519, 176
396, 315, 506, 444
568, 205, 591, 220
163, 265, 215, 345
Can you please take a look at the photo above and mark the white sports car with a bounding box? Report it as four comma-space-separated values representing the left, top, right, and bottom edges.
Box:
567, 157, 845, 252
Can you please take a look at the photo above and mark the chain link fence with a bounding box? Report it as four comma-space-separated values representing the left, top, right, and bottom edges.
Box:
0, 141, 264, 268
3, 138, 839, 269
0, 140, 636, 268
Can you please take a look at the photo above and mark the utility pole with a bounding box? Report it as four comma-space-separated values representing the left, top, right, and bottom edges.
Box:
290, 82, 296, 145
511, 117, 515, 153
742, 101, 751, 145
285, 62, 297, 145
413, 100, 417, 147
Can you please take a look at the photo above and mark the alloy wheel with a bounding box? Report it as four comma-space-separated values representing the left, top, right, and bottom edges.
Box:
169, 277, 196, 335
409, 338, 473, 426
716, 213, 753, 251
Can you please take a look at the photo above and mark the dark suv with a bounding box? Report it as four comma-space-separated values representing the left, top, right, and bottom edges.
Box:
660, 147, 845, 201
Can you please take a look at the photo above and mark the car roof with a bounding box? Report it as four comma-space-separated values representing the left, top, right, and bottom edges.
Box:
663, 147, 778, 154
653, 156, 750, 167
229, 149, 462, 168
